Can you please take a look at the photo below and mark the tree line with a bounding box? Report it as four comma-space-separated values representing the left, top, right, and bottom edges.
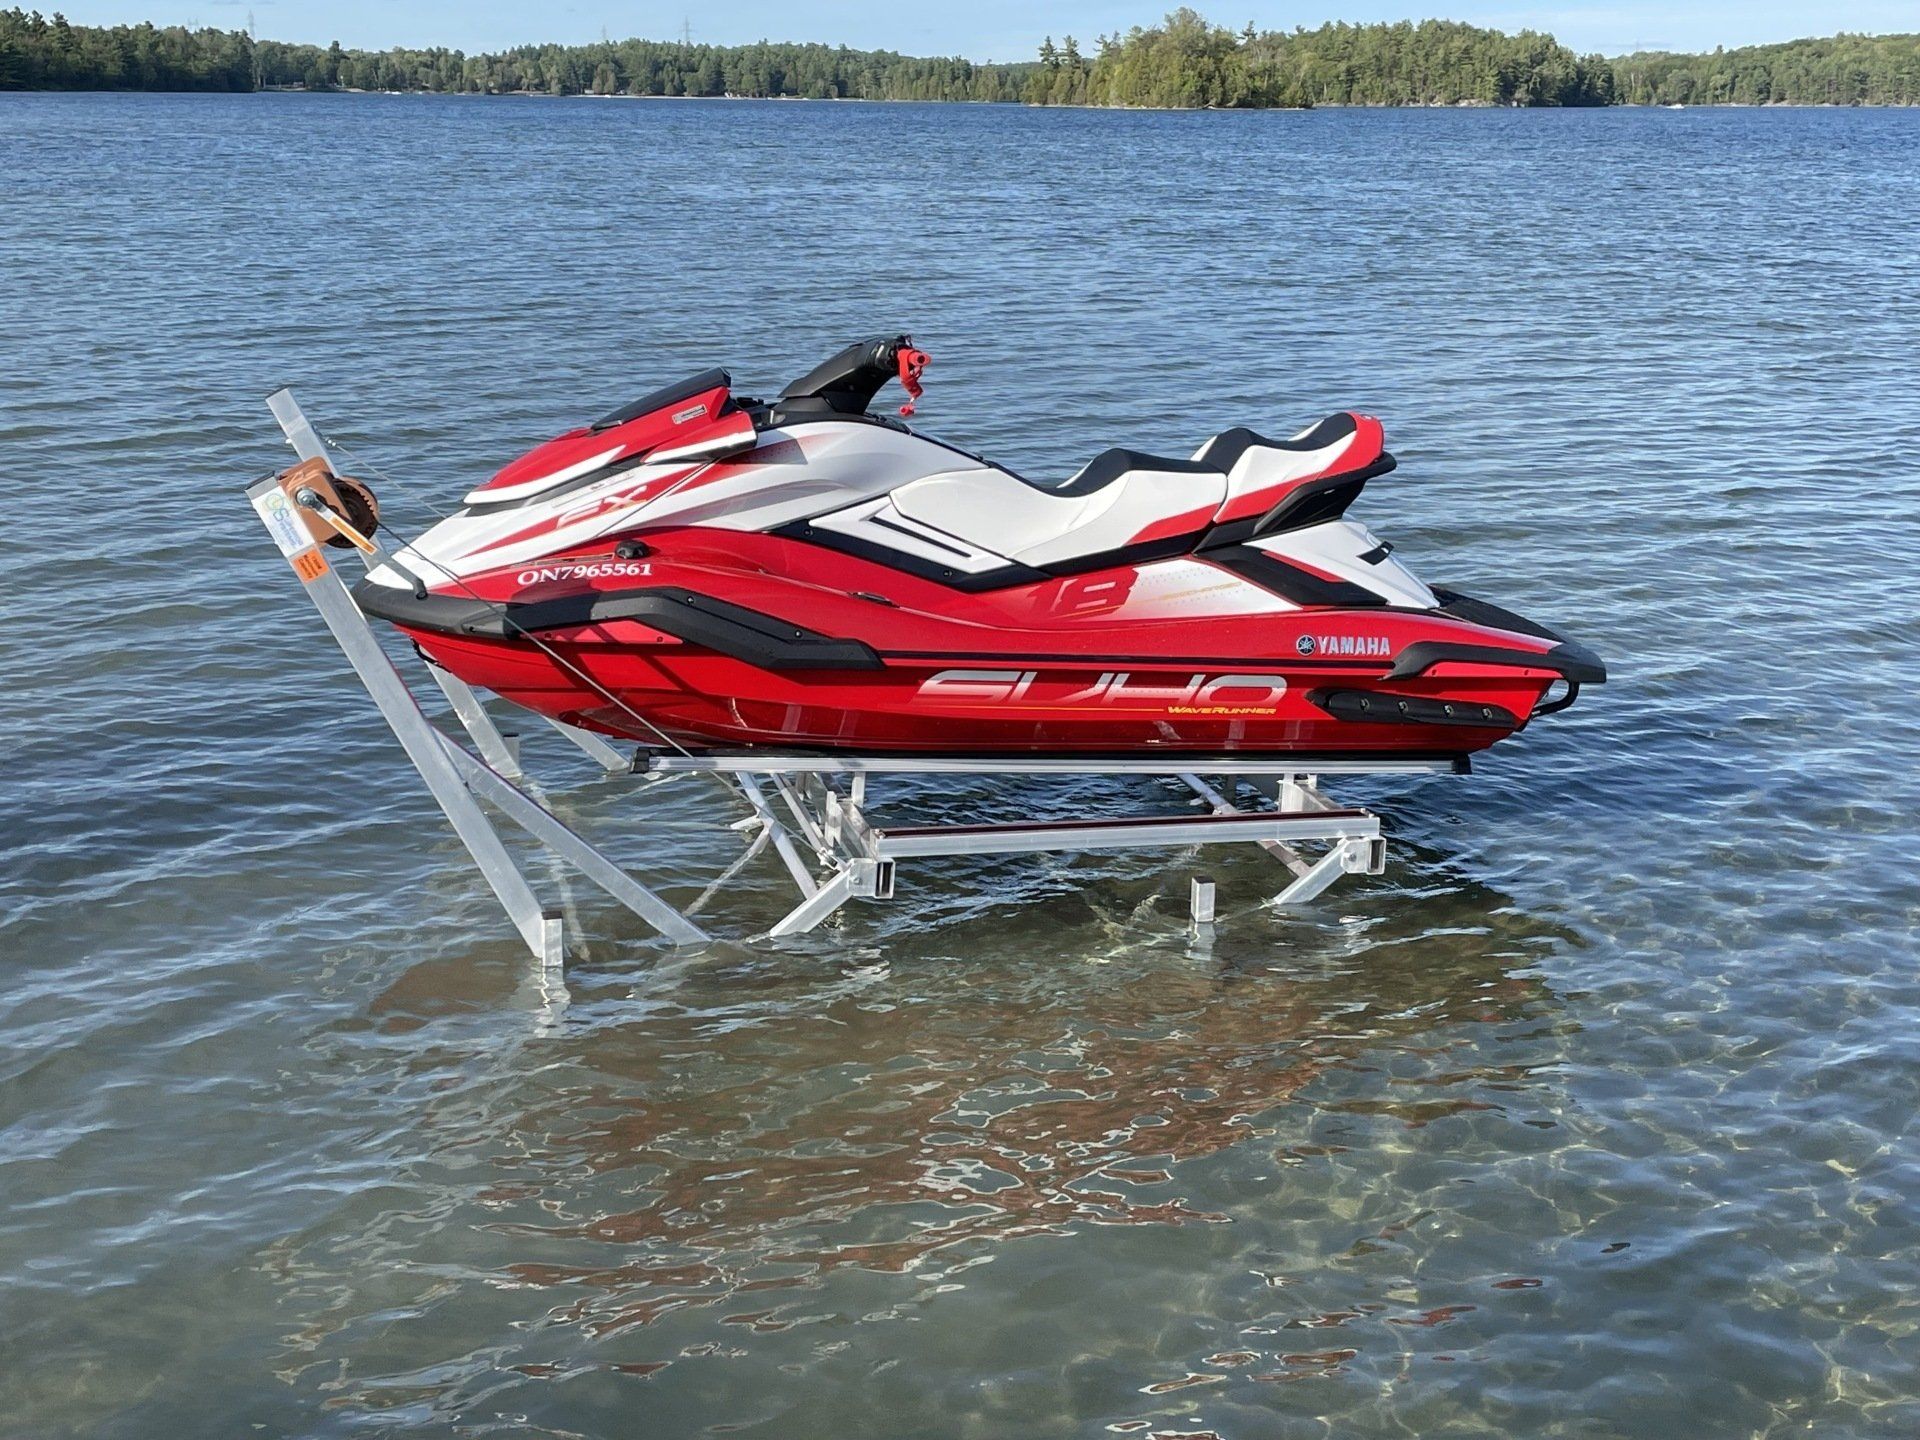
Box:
2, 7, 1916, 107
1610, 32, 1920, 106
0, 10, 1029, 98
1030, 14, 1615, 107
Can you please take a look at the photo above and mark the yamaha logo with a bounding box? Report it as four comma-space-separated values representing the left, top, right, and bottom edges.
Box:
1300, 634, 1392, 658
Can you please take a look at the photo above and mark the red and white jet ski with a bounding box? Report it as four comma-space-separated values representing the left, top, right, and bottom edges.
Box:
349, 335, 1603, 758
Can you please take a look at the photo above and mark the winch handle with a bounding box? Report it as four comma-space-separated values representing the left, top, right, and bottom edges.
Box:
262, 388, 428, 598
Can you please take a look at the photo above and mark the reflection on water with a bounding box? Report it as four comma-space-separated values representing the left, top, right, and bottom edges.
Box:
262, 858, 1577, 1428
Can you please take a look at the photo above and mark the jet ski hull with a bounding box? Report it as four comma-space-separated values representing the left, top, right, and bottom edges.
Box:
360, 539, 1594, 758
391, 626, 1558, 756
348, 337, 1603, 760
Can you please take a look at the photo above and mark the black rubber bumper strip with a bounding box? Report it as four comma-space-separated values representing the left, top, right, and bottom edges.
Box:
1384, 638, 1607, 685
351, 580, 883, 672
1309, 688, 1520, 729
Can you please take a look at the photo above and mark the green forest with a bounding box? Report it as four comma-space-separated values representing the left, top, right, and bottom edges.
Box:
0, 11, 1029, 99
2, 7, 1917, 107
1028, 16, 1614, 106
1608, 32, 1920, 105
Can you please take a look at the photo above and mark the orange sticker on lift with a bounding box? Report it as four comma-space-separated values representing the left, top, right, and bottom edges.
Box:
292, 549, 329, 582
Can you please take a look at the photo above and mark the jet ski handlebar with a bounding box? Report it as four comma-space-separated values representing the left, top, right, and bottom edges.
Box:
780, 333, 930, 418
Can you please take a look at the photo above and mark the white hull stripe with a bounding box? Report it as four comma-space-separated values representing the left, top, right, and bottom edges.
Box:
462, 444, 627, 506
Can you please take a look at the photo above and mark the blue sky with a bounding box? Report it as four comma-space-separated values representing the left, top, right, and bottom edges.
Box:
52, 1, 1918, 60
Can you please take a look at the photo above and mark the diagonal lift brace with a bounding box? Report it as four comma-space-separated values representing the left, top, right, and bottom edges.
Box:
247, 396, 706, 960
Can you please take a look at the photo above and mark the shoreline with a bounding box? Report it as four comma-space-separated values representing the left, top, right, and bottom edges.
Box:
6, 14, 1915, 110
15, 88, 1916, 110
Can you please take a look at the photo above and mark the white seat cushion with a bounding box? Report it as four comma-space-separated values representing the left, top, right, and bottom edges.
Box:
893, 465, 1225, 569
1192, 413, 1384, 526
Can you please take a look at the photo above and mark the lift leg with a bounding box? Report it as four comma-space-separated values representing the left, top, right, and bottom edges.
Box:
767, 869, 858, 938
246, 504, 552, 957
248, 452, 706, 959
436, 735, 707, 946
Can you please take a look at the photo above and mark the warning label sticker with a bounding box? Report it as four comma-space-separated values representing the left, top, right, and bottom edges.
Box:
252, 485, 313, 557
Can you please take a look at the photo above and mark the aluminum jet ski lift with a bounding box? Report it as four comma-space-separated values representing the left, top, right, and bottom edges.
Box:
247, 391, 1459, 962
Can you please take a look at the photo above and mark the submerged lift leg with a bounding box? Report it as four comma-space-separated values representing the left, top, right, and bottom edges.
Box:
1271, 836, 1387, 906
767, 869, 858, 938
435, 735, 706, 945
734, 773, 819, 899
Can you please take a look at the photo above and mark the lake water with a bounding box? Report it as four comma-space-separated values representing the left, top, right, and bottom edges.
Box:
3, 92, 1919, 1437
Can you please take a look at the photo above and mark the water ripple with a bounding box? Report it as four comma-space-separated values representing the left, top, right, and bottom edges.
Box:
1, 93, 1918, 1439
